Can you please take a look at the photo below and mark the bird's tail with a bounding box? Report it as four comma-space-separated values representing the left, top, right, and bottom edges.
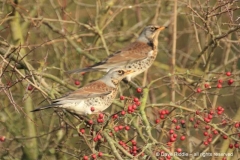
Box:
31, 104, 57, 112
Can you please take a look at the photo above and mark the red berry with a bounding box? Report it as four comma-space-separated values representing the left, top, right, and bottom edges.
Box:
97, 118, 104, 123
98, 152, 103, 157
173, 133, 178, 138
218, 79, 223, 84
217, 106, 222, 111
135, 101, 141, 106
160, 115, 165, 119
132, 146, 137, 151
229, 143, 234, 149
121, 110, 126, 115
226, 71, 231, 76
209, 110, 214, 115
88, 120, 93, 125
118, 125, 124, 130
92, 154, 97, 159
203, 141, 209, 146
203, 131, 208, 136
217, 111, 223, 115
93, 137, 98, 142
119, 141, 124, 145
194, 124, 198, 128
160, 110, 166, 115
175, 125, 181, 130
172, 118, 178, 123
120, 96, 125, 100
75, 80, 80, 85
196, 88, 202, 93
27, 84, 34, 91
155, 119, 160, 124
131, 140, 137, 145
90, 107, 95, 112
208, 114, 213, 119
165, 110, 169, 114
136, 87, 142, 93
222, 135, 228, 139
196, 120, 200, 125
0, 136, 6, 142
97, 134, 102, 140
180, 120, 185, 124
204, 117, 211, 123
180, 135, 186, 141
217, 83, 222, 88
79, 128, 85, 134
166, 155, 171, 159
189, 117, 194, 122
98, 113, 104, 119
125, 126, 130, 130
112, 114, 118, 119
213, 130, 218, 135
205, 125, 210, 130
204, 83, 210, 89
83, 155, 88, 160
234, 143, 239, 148
114, 126, 119, 132
196, 110, 200, 115
176, 148, 182, 153
169, 129, 174, 134
132, 104, 137, 109
234, 122, 239, 128
133, 97, 139, 102
207, 137, 212, 142
170, 136, 176, 142
228, 79, 234, 85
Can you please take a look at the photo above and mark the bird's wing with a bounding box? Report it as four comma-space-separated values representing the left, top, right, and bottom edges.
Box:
92, 41, 153, 68
53, 81, 112, 102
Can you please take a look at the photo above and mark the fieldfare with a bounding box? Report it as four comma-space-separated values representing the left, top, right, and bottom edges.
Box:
31, 69, 134, 115
68, 25, 165, 82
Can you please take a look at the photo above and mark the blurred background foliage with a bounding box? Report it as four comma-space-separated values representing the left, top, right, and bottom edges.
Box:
0, 0, 240, 159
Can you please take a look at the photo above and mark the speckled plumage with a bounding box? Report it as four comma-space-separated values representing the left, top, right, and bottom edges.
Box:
68, 25, 165, 81
31, 69, 133, 115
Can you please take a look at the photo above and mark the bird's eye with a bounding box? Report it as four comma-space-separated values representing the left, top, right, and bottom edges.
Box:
150, 27, 155, 31
118, 70, 124, 74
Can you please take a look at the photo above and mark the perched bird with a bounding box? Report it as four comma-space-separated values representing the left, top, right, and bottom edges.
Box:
68, 25, 166, 82
31, 69, 134, 115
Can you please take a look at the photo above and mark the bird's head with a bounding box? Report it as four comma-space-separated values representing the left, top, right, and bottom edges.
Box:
103, 69, 134, 87
137, 25, 166, 44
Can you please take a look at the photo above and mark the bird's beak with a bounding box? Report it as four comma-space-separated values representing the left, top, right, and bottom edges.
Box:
157, 26, 166, 31
125, 70, 135, 74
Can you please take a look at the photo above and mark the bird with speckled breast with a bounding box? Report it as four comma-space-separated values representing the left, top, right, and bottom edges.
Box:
31, 69, 134, 115
68, 25, 166, 82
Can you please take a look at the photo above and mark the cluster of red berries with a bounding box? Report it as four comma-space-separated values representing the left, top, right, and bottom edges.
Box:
97, 113, 104, 123
118, 140, 143, 156
196, 71, 234, 92
93, 134, 103, 142
229, 143, 239, 149
82, 152, 103, 160
120, 96, 141, 113
155, 109, 170, 123
114, 125, 130, 132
